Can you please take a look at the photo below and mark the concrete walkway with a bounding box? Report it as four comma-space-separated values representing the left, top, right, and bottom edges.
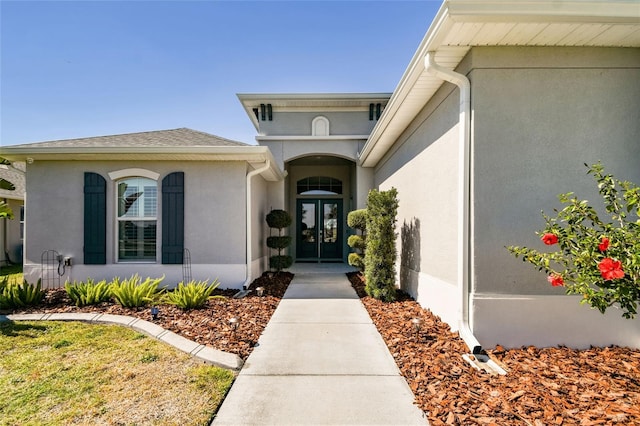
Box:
212, 264, 428, 425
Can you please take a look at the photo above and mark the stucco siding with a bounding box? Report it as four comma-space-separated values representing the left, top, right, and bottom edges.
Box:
23, 161, 248, 288
469, 46, 640, 347
471, 47, 640, 296
374, 83, 461, 327
260, 140, 360, 171
259, 112, 376, 137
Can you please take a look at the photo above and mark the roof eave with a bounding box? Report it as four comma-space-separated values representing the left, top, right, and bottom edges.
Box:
359, 0, 640, 167
0, 145, 285, 181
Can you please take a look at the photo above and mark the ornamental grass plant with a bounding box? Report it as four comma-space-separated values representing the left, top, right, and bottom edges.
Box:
164, 279, 226, 310
65, 278, 112, 307
110, 274, 165, 308
508, 162, 640, 318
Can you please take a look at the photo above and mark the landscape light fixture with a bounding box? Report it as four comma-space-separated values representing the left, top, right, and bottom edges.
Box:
411, 317, 423, 336
151, 306, 160, 321
229, 317, 239, 333
256, 286, 265, 297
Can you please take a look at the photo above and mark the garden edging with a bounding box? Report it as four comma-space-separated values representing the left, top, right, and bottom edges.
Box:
0, 313, 244, 371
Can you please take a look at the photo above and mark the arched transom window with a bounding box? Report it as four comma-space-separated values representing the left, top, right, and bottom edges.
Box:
297, 176, 342, 195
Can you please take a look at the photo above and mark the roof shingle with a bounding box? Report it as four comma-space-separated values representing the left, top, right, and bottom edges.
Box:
9, 128, 249, 149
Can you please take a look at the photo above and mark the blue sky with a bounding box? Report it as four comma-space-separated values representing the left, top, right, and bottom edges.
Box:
1, 1, 441, 146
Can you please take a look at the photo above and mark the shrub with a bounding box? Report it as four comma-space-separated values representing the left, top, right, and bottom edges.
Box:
65, 279, 112, 307
364, 188, 399, 301
266, 236, 292, 250
508, 162, 640, 319
347, 209, 368, 271
266, 209, 292, 229
348, 252, 365, 270
164, 279, 225, 310
347, 209, 367, 230
0, 279, 45, 309
266, 209, 293, 272
110, 274, 165, 308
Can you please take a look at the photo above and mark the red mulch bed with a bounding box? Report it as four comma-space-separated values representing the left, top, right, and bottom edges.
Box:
8, 270, 640, 424
347, 272, 640, 425
8, 272, 293, 360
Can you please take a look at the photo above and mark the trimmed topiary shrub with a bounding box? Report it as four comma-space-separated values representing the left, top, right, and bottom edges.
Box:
347, 209, 368, 271
266, 209, 293, 272
364, 188, 399, 302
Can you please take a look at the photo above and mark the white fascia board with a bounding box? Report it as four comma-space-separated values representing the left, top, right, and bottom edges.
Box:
447, 1, 640, 23
359, 2, 453, 167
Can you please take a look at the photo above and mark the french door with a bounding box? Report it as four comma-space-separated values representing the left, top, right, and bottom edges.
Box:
296, 199, 343, 261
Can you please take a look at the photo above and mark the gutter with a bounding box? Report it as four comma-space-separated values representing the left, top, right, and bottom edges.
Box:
242, 160, 271, 290
424, 51, 482, 355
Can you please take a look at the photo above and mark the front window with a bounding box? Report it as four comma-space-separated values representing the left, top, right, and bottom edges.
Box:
117, 177, 157, 261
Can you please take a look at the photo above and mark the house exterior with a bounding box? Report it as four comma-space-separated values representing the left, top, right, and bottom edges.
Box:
1, 0, 638, 350
0, 162, 25, 266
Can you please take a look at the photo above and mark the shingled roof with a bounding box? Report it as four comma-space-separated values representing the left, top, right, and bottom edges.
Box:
9, 128, 248, 149
0, 162, 25, 200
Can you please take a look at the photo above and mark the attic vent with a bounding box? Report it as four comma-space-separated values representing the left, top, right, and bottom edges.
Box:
369, 103, 383, 121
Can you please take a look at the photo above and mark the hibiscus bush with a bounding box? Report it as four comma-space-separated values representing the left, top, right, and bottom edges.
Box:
508, 162, 640, 319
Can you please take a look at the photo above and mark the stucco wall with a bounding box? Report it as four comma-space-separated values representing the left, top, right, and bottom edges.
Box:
469, 46, 640, 348
24, 160, 248, 288
259, 111, 377, 137
374, 82, 462, 328
260, 139, 361, 171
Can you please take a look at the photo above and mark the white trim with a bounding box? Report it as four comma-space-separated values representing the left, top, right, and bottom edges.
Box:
23, 263, 248, 290
108, 168, 160, 181
472, 293, 640, 349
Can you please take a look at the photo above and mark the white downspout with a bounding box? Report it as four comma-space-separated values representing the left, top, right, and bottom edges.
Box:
242, 160, 271, 290
425, 52, 482, 354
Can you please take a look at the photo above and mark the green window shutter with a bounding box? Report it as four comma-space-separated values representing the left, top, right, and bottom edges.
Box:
84, 172, 107, 264
162, 172, 184, 264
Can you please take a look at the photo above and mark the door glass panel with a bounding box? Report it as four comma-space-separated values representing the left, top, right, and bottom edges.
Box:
323, 203, 338, 243
301, 203, 316, 243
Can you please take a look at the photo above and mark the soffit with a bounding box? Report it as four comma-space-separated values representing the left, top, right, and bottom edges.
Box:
360, 0, 640, 167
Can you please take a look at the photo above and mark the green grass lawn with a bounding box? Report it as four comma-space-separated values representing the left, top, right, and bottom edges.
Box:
0, 263, 23, 284
0, 321, 235, 426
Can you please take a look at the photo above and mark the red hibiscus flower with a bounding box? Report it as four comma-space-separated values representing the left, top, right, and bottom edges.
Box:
598, 258, 624, 280
598, 237, 609, 252
541, 233, 558, 245
547, 274, 564, 287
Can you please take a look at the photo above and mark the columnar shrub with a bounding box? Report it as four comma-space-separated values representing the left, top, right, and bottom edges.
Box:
364, 188, 399, 302
266, 209, 293, 272
347, 209, 368, 271
508, 162, 639, 318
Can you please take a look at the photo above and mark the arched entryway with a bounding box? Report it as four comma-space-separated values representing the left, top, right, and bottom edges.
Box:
286, 156, 355, 263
